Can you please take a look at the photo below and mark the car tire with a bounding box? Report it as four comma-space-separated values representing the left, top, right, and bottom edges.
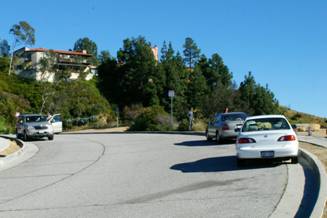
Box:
216, 131, 221, 144
291, 156, 298, 164
206, 130, 212, 141
237, 158, 246, 167
23, 131, 29, 141
48, 135, 54, 141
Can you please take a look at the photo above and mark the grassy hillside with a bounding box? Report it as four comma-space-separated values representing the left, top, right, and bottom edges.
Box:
280, 106, 327, 128
0, 72, 114, 133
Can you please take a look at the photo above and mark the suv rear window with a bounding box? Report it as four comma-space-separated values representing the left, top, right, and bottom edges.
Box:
242, 118, 290, 132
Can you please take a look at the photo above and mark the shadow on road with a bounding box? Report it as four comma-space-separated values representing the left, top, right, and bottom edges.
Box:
170, 156, 281, 173
175, 140, 218, 147
174, 140, 234, 147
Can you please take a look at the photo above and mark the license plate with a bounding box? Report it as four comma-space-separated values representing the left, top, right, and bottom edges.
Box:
261, 151, 274, 158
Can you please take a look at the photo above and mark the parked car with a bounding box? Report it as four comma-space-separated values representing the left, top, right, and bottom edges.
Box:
16, 114, 54, 141
235, 115, 299, 166
206, 112, 247, 143
48, 114, 63, 134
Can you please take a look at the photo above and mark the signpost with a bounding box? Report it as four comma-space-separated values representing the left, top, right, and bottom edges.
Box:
168, 90, 175, 127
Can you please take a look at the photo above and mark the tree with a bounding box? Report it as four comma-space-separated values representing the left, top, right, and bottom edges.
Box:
73, 37, 98, 64
9, 21, 35, 75
158, 42, 188, 120
209, 53, 232, 87
116, 37, 162, 107
98, 50, 111, 64
186, 66, 208, 110
238, 72, 279, 115
0, 40, 10, 57
183, 37, 201, 69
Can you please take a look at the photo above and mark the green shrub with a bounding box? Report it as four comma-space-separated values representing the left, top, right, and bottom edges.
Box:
129, 106, 172, 131
0, 116, 10, 133
177, 119, 189, 131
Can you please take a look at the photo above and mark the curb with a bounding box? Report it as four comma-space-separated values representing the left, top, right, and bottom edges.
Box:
298, 148, 327, 218
0, 136, 38, 171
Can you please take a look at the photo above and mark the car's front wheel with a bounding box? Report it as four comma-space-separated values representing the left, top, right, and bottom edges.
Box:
215, 131, 221, 144
206, 130, 212, 141
23, 131, 29, 141
48, 135, 54, 141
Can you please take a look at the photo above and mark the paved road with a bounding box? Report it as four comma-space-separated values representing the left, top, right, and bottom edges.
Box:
0, 134, 293, 217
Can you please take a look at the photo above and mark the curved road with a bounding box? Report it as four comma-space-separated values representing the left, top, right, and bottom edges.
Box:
0, 134, 291, 217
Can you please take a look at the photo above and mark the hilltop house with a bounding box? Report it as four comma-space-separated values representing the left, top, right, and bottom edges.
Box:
14, 47, 96, 82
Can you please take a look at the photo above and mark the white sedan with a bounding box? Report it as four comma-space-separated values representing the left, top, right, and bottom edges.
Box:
235, 115, 299, 165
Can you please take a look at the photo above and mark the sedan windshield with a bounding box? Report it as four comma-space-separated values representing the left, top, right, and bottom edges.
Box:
25, 116, 47, 123
242, 118, 290, 132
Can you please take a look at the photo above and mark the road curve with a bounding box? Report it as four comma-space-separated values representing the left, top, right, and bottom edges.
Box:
0, 134, 292, 217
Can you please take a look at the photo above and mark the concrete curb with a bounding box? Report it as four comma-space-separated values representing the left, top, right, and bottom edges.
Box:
0, 136, 38, 171
298, 148, 327, 218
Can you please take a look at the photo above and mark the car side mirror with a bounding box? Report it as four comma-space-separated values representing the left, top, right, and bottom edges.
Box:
291, 124, 297, 130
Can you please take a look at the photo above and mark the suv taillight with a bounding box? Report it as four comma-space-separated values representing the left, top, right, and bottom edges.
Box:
238, 138, 256, 144
278, 135, 296, 141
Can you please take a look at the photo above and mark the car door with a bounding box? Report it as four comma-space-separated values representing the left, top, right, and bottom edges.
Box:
209, 115, 221, 136
51, 114, 63, 133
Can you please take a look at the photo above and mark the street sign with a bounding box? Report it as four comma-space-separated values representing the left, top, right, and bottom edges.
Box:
168, 90, 175, 98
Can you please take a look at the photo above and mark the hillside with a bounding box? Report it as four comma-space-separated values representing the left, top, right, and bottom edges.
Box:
280, 106, 327, 128
0, 71, 114, 133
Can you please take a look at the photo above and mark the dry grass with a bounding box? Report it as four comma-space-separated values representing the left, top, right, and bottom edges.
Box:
298, 129, 327, 138
0, 140, 21, 156
300, 142, 327, 218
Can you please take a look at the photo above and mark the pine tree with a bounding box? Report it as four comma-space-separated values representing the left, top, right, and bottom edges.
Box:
183, 37, 200, 69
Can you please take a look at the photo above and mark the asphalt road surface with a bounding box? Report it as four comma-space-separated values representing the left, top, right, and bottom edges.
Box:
0, 134, 290, 218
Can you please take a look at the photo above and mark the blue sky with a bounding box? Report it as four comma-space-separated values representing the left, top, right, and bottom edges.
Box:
1, 0, 326, 117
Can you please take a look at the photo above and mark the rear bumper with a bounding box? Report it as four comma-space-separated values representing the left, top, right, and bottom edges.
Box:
236, 144, 298, 159
221, 130, 238, 139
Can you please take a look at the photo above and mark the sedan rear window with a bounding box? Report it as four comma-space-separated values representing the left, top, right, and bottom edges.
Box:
222, 113, 246, 121
242, 118, 290, 132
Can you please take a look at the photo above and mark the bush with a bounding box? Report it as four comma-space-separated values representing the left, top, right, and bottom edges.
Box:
129, 106, 172, 131
193, 119, 207, 131
0, 116, 10, 134
177, 119, 189, 131
122, 104, 145, 124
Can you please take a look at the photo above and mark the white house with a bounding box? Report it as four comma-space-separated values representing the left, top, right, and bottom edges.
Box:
14, 47, 97, 82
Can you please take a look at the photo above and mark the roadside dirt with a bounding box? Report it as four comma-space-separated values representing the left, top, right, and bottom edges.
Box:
0, 140, 21, 156
300, 142, 327, 218
298, 129, 327, 138
65, 126, 129, 134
